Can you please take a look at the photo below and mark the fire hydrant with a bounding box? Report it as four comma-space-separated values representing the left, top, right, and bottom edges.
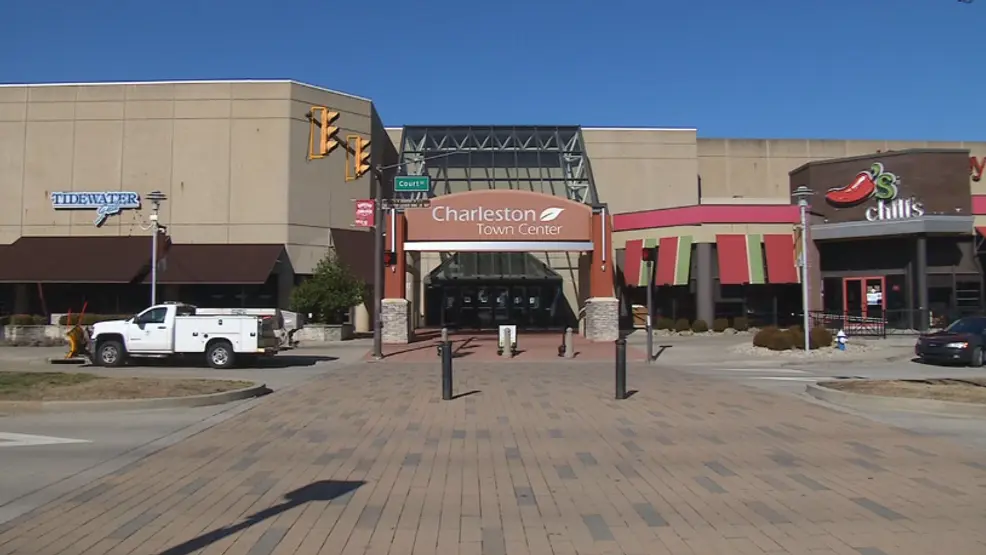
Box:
836, 330, 847, 351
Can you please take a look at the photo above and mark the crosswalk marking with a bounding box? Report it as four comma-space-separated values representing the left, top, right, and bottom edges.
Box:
0, 432, 91, 448
719, 368, 808, 374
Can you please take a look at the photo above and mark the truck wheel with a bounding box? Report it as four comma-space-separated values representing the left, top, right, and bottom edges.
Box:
207, 341, 236, 369
97, 340, 126, 367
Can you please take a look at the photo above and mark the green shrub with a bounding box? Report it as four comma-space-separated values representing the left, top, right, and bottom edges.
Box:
767, 330, 795, 351
810, 325, 834, 348
712, 318, 730, 332
752, 326, 779, 348
654, 317, 674, 331
691, 319, 709, 333
733, 316, 750, 331
58, 314, 129, 326
8, 314, 45, 325
674, 318, 691, 332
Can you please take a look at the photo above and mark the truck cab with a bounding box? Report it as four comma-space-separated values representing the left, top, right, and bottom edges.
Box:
91, 302, 279, 369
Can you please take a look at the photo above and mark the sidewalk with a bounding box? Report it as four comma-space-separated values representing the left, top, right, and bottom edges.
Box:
0, 359, 983, 554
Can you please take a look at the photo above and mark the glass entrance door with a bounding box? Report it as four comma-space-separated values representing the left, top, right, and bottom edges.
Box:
843, 276, 886, 318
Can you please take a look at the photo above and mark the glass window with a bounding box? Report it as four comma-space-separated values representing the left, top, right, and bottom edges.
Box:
140, 307, 168, 324
945, 317, 986, 335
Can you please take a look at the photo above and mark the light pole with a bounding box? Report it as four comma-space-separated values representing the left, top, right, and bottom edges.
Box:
793, 186, 813, 352
146, 191, 167, 306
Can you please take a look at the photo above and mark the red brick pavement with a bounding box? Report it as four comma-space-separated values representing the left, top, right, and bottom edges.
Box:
1, 360, 985, 554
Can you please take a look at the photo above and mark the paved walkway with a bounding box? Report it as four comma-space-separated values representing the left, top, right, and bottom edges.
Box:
1, 360, 984, 555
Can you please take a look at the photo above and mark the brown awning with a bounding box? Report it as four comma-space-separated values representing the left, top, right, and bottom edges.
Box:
145, 244, 285, 285
0, 236, 152, 283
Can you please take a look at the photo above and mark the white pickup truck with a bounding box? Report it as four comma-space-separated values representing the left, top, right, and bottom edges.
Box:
89, 302, 280, 369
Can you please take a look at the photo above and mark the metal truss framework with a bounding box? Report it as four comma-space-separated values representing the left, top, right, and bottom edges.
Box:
396, 126, 599, 204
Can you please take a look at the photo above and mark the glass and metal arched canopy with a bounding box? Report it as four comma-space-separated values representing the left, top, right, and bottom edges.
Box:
396, 126, 599, 205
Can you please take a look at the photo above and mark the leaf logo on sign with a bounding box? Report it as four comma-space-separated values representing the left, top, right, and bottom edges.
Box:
539, 208, 564, 222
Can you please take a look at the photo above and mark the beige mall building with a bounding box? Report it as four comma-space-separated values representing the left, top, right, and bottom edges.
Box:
1, 79, 984, 338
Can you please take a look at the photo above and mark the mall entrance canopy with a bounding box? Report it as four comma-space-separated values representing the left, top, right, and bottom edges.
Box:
378, 190, 616, 344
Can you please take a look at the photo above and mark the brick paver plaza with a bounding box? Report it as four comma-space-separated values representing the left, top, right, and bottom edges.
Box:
1, 359, 985, 555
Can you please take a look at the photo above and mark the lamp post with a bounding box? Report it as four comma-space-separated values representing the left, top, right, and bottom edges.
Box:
146, 191, 167, 306
793, 186, 813, 353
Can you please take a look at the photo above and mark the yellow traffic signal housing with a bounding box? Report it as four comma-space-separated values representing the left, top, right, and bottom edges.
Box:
308, 106, 339, 159
355, 137, 371, 178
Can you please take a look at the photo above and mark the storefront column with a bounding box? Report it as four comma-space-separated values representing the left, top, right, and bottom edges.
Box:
695, 242, 714, 324
585, 211, 618, 341
13, 284, 29, 314
382, 211, 411, 344
916, 235, 929, 331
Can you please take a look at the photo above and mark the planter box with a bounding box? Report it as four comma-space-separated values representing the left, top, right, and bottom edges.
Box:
295, 324, 354, 343
2, 325, 70, 345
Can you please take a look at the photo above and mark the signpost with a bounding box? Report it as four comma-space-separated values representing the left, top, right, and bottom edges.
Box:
394, 176, 430, 193
382, 198, 431, 209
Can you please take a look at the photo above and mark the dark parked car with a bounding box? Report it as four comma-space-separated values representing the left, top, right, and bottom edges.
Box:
915, 316, 986, 366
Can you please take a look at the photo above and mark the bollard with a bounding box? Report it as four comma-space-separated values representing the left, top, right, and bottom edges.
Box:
564, 327, 574, 359
615, 337, 627, 400
441, 340, 453, 400
645, 314, 654, 364
501, 328, 513, 359
438, 327, 449, 357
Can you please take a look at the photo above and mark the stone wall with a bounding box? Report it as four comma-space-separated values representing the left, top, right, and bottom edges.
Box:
584, 297, 619, 342
2, 325, 70, 345
381, 299, 411, 344
294, 324, 354, 343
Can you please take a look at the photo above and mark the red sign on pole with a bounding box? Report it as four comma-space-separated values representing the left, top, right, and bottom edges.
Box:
354, 199, 375, 227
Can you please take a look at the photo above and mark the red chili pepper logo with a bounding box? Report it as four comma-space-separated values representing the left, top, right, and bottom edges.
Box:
825, 170, 877, 208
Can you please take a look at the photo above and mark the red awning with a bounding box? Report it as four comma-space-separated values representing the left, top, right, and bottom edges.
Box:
0, 237, 151, 283
144, 244, 285, 285
622, 239, 643, 287
976, 226, 986, 237
764, 234, 799, 284
716, 235, 750, 285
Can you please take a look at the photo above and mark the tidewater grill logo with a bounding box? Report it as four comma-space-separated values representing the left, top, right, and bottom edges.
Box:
50, 191, 142, 227
431, 205, 567, 237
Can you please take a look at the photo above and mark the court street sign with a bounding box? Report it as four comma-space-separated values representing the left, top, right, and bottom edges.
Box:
394, 176, 430, 193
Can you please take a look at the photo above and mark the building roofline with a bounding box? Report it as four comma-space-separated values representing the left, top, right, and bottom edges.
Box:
0, 79, 371, 102
788, 147, 972, 175
581, 126, 697, 132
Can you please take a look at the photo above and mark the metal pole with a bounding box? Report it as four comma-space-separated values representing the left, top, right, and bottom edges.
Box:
441, 340, 453, 400
372, 171, 384, 359
800, 200, 811, 352
150, 212, 158, 306
615, 337, 627, 400
645, 257, 654, 363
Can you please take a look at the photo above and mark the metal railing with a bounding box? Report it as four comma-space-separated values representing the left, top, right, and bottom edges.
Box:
808, 311, 887, 338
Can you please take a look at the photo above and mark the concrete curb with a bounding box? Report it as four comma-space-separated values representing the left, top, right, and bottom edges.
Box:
0, 382, 271, 414
806, 381, 986, 417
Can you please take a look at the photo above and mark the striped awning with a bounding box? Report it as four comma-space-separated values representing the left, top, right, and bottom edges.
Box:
716, 234, 766, 285
656, 236, 692, 286
622, 238, 658, 286
622, 236, 692, 286
764, 234, 800, 284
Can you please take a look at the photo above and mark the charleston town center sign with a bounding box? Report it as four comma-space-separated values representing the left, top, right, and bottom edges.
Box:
403, 190, 593, 247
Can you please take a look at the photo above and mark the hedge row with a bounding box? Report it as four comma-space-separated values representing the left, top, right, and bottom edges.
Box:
2, 314, 129, 326
653, 316, 750, 333
752, 325, 833, 351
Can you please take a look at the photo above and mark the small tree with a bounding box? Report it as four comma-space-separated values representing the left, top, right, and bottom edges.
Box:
290, 253, 365, 324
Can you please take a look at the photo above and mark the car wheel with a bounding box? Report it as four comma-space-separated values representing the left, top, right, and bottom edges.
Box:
971, 347, 983, 368
206, 341, 235, 369
97, 340, 126, 367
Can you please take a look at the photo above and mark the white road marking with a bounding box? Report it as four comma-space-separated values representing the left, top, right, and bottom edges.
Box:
745, 376, 826, 382
719, 368, 808, 374
0, 432, 91, 448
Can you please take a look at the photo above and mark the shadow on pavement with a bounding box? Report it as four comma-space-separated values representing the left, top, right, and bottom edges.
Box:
452, 389, 481, 399
157, 480, 365, 555
123, 355, 338, 369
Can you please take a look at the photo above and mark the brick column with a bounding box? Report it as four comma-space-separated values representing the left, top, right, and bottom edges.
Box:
585, 211, 618, 341
382, 210, 411, 343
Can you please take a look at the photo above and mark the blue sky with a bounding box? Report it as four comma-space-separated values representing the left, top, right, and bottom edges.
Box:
1, 0, 981, 140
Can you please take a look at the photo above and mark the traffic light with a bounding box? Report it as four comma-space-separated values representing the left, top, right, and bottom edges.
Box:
355, 137, 371, 178
308, 107, 339, 159
383, 251, 396, 266
641, 247, 656, 262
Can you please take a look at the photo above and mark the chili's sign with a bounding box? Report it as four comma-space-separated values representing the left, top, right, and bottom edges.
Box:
825, 163, 925, 222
